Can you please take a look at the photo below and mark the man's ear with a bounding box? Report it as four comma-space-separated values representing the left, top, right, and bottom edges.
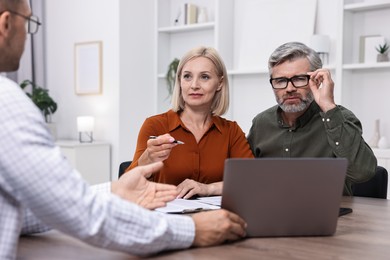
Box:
0, 12, 11, 37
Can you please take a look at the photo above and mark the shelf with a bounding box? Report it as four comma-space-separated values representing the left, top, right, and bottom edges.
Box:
158, 22, 214, 34
343, 62, 390, 70
344, 2, 390, 12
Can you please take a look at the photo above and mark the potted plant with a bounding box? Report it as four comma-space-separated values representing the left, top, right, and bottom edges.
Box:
20, 79, 57, 123
376, 42, 389, 62
165, 58, 180, 96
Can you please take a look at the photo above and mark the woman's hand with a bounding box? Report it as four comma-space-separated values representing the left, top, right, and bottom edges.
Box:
137, 134, 178, 176
176, 179, 222, 199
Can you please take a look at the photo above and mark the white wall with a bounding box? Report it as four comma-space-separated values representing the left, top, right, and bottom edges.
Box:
45, 0, 154, 179
118, 0, 155, 172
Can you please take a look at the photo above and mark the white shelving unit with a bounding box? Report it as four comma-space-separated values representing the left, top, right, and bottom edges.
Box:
339, 0, 390, 168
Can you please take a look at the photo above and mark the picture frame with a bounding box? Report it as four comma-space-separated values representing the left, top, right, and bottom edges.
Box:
359, 35, 385, 63
74, 41, 102, 95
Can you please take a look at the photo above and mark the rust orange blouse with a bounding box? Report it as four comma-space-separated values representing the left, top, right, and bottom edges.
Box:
127, 110, 254, 185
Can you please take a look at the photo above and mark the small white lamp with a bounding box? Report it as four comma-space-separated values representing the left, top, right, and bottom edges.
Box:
77, 116, 94, 143
310, 34, 331, 65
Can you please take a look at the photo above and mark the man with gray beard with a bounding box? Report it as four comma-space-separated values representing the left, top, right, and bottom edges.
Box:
247, 42, 376, 195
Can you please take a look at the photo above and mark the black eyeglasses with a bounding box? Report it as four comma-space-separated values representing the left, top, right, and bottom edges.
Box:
4, 10, 41, 34
269, 75, 311, 89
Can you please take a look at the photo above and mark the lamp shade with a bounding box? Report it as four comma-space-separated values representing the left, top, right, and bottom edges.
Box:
77, 116, 95, 132
310, 34, 331, 53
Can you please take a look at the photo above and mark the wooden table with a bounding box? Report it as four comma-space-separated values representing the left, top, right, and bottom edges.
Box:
17, 196, 390, 259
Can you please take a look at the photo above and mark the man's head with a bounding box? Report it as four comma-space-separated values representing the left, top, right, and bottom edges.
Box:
268, 42, 322, 114
0, 0, 31, 72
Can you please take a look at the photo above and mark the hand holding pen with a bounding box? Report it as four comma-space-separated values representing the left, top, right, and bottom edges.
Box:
149, 135, 185, 145
139, 134, 185, 165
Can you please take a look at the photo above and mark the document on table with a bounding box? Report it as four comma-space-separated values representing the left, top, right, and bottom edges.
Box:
156, 196, 222, 214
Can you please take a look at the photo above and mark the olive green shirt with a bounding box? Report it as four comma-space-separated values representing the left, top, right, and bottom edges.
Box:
247, 102, 377, 195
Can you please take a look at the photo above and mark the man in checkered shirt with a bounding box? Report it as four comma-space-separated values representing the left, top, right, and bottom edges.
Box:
0, 0, 247, 259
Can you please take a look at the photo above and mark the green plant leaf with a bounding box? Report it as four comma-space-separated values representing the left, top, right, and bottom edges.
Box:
19, 80, 57, 122
166, 58, 180, 96
376, 42, 389, 54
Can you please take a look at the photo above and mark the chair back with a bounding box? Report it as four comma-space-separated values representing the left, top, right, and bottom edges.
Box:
352, 166, 388, 199
118, 161, 132, 178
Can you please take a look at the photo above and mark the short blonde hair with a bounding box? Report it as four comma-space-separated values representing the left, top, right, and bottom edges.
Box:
171, 46, 229, 116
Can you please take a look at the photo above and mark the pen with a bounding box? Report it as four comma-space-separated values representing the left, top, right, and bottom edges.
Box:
182, 208, 204, 214
149, 135, 185, 145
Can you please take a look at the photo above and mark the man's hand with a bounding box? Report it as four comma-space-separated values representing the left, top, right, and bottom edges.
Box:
307, 69, 336, 112
111, 162, 178, 210
191, 209, 247, 247
176, 179, 222, 199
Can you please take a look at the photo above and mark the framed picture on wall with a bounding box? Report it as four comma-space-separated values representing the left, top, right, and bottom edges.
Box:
74, 41, 103, 95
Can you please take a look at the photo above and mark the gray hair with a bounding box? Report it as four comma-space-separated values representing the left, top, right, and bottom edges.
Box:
268, 42, 322, 76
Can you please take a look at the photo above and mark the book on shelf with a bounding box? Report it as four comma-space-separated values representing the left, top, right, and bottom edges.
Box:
174, 4, 186, 26
173, 3, 198, 26
186, 3, 198, 25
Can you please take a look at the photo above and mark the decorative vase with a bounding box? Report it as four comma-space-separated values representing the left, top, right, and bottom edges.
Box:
377, 53, 389, 62
368, 119, 380, 148
378, 137, 388, 149
197, 8, 208, 23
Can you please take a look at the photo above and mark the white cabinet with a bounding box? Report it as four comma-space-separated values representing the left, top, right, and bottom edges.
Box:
373, 148, 390, 171
56, 140, 111, 185
372, 148, 390, 199
340, 1, 390, 199
155, 0, 234, 113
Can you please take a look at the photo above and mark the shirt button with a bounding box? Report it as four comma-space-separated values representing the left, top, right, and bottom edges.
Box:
322, 118, 325, 122
335, 142, 339, 146
285, 148, 289, 152
326, 118, 330, 122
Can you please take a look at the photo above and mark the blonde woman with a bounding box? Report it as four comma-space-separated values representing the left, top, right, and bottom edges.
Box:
127, 46, 254, 198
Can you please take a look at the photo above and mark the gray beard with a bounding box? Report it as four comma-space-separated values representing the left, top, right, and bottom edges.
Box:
278, 92, 314, 113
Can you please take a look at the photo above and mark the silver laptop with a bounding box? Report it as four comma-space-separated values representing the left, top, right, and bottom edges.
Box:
221, 158, 348, 237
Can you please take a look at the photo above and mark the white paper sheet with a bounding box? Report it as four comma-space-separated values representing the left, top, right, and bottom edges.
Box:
155, 197, 221, 214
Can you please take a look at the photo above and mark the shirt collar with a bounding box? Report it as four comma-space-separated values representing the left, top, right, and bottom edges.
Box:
166, 110, 222, 134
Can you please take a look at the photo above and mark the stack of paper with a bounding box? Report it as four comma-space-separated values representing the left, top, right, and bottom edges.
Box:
156, 196, 221, 214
